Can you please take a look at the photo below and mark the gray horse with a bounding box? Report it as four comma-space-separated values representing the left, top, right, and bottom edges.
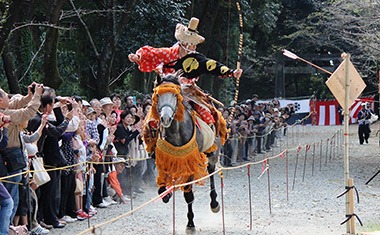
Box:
151, 73, 220, 234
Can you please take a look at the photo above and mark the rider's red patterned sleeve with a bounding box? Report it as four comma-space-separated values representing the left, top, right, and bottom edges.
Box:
135, 45, 180, 73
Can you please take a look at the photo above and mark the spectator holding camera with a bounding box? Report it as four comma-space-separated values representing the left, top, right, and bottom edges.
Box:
0, 112, 12, 235
27, 91, 73, 229
0, 82, 43, 226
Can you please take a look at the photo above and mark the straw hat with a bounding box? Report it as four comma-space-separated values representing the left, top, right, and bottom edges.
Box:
174, 17, 205, 46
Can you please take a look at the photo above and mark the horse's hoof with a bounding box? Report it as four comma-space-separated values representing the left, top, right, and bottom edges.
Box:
211, 203, 220, 213
162, 193, 172, 203
186, 226, 196, 234
158, 187, 172, 203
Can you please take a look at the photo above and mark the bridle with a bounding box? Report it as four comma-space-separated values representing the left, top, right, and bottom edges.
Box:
157, 92, 178, 125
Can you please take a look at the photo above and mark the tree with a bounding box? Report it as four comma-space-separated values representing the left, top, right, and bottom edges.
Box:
0, 0, 29, 93
286, 0, 379, 91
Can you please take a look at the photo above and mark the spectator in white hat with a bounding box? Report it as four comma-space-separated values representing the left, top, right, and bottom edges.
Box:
106, 158, 130, 204
81, 100, 91, 116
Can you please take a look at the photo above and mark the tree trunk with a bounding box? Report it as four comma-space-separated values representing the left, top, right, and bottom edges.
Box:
92, 0, 137, 98
0, 0, 26, 54
95, 51, 113, 98
43, 0, 67, 89
2, 42, 20, 93
0, 0, 27, 93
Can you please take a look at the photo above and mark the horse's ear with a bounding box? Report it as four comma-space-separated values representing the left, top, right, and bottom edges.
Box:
155, 74, 162, 86
175, 69, 184, 78
173, 70, 183, 85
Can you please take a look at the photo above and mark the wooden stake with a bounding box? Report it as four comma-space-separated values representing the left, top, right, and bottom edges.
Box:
319, 140, 323, 171
292, 147, 301, 191
247, 165, 253, 230
302, 145, 309, 182
267, 159, 272, 215
286, 150, 289, 201
325, 138, 329, 166
172, 181, 176, 235
311, 143, 315, 176
221, 174, 226, 235
348, 178, 355, 234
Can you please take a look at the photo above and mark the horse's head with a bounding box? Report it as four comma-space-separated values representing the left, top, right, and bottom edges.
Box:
152, 74, 185, 128
157, 90, 177, 128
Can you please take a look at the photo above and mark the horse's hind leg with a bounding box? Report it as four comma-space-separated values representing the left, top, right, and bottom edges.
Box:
184, 185, 196, 234
207, 153, 220, 213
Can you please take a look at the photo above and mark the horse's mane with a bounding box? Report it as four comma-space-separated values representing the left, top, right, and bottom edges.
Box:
156, 71, 181, 86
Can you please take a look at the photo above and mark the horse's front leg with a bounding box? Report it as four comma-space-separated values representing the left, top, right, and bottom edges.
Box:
184, 185, 196, 234
207, 153, 220, 213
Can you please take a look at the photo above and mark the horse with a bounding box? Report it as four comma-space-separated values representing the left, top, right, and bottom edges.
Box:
145, 73, 221, 233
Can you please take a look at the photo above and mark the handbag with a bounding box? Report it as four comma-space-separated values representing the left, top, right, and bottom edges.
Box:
369, 113, 378, 123
32, 156, 51, 187
1, 147, 26, 172
74, 178, 84, 194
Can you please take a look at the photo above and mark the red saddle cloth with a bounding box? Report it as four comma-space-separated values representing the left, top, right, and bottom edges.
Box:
194, 103, 215, 125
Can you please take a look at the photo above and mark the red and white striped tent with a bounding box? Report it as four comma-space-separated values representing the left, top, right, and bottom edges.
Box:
312, 97, 375, 125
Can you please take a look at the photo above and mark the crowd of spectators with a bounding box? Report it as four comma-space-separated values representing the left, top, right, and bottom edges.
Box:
0, 83, 296, 235
219, 94, 296, 167
0, 83, 155, 234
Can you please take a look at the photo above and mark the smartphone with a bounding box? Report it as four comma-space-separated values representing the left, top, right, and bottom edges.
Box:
132, 96, 137, 106
1, 115, 11, 123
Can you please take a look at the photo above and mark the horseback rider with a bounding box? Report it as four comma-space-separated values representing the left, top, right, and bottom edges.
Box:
129, 17, 242, 154
128, 17, 242, 80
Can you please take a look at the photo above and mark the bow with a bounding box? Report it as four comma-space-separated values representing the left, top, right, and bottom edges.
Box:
227, 1, 243, 125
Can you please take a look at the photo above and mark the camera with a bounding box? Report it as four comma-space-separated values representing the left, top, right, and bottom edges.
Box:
66, 102, 73, 111
1, 115, 11, 124
31, 84, 36, 94
30, 83, 46, 94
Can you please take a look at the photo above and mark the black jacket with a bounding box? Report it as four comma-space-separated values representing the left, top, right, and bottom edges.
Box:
27, 107, 69, 167
113, 123, 139, 156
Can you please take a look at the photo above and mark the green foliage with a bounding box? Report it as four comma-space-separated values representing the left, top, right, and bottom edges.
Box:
0, 0, 378, 101
0, 0, 10, 27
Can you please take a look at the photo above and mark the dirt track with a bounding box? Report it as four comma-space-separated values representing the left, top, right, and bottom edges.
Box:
50, 123, 380, 235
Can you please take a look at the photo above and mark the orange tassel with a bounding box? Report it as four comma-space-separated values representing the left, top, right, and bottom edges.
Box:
155, 124, 208, 191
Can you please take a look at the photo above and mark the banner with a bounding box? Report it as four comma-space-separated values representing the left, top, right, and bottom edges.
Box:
256, 97, 374, 125
279, 99, 310, 114
315, 100, 340, 126
256, 99, 310, 114
314, 97, 375, 125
